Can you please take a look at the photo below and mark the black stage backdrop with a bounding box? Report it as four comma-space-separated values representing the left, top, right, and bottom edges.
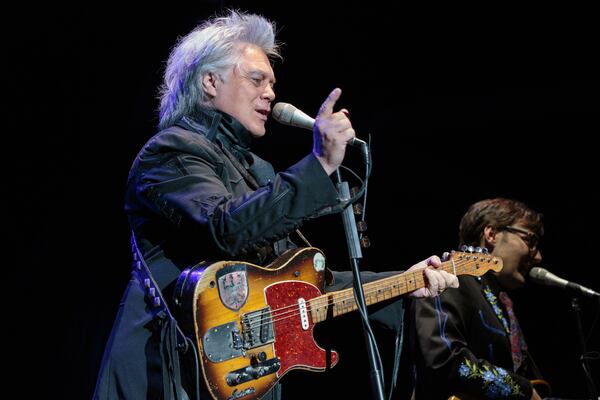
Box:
10, 2, 599, 399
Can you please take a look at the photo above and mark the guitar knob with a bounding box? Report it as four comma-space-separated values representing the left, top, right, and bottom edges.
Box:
226, 373, 241, 386
360, 236, 371, 248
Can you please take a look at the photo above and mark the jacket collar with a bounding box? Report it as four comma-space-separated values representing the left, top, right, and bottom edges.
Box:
177, 106, 253, 150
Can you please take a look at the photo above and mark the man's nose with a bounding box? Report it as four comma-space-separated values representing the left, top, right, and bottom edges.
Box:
262, 83, 275, 101
532, 249, 542, 263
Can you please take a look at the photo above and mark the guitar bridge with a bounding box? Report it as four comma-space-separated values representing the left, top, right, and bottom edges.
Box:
203, 322, 244, 362
241, 307, 274, 349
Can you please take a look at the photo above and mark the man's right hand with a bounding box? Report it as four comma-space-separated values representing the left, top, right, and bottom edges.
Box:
313, 88, 356, 175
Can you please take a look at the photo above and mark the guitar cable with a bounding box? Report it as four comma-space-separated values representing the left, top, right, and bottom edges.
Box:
344, 135, 390, 396
186, 336, 201, 400
353, 284, 386, 393
313, 136, 372, 219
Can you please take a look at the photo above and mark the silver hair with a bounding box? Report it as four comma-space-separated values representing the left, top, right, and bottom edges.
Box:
158, 10, 281, 129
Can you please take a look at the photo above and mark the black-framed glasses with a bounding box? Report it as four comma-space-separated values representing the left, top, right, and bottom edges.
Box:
499, 225, 539, 252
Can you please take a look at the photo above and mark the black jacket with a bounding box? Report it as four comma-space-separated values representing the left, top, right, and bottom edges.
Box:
410, 273, 543, 399
94, 107, 341, 400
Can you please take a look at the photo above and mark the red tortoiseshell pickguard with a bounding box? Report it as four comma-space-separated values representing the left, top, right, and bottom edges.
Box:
264, 280, 339, 376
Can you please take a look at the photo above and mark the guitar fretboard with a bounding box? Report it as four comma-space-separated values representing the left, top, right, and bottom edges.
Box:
309, 254, 500, 323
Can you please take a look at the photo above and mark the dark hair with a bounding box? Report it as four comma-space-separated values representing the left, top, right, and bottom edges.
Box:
458, 198, 544, 247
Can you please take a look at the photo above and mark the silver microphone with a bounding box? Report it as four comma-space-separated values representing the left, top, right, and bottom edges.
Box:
271, 102, 366, 148
529, 267, 600, 297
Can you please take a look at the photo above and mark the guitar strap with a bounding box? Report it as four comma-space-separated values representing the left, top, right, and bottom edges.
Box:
130, 232, 196, 400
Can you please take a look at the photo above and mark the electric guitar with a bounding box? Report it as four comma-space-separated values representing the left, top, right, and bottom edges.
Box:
174, 247, 503, 400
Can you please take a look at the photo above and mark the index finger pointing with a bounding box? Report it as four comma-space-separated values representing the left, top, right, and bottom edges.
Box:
318, 88, 342, 117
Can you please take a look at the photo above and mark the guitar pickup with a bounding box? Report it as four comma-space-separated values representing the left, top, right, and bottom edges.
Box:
226, 358, 281, 386
241, 307, 274, 349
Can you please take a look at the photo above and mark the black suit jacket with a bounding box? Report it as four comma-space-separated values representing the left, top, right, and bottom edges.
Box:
94, 107, 341, 400
410, 273, 542, 399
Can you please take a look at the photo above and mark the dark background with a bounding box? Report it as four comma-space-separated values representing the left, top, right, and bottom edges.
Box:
10, 2, 599, 399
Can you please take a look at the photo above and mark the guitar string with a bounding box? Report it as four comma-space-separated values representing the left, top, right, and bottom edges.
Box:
242, 266, 433, 326
243, 275, 422, 329
241, 257, 497, 331
242, 259, 486, 330
245, 257, 480, 323
245, 276, 427, 329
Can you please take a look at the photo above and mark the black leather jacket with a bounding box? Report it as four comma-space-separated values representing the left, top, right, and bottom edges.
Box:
410, 274, 542, 400
125, 106, 340, 290
94, 106, 341, 400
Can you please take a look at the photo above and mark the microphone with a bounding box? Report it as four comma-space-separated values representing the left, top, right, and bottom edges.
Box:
271, 102, 367, 148
529, 267, 600, 298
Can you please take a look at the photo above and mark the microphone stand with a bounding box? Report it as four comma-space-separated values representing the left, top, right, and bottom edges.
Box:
334, 146, 385, 400
571, 297, 598, 399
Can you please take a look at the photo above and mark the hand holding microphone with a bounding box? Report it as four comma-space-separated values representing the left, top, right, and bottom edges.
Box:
272, 88, 362, 175
271, 97, 366, 148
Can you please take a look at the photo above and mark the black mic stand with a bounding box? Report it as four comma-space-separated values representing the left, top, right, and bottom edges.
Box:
334, 147, 385, 400
571, 297, 599, 399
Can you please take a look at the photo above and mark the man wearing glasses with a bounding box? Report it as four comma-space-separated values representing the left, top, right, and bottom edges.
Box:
409, 198, 546, 400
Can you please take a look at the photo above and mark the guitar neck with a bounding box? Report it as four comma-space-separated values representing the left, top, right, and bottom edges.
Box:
308, 256, 485, 323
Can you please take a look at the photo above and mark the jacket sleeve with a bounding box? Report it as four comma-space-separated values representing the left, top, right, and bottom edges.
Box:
411, 281, 534, 399
132, 129, 340, 257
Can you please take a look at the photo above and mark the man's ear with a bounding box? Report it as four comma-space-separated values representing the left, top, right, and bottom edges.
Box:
202, 72, 219, 97
483, 225, 497, 249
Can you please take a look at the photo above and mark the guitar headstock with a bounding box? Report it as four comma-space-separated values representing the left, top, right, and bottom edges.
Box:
443, 246, 503, 277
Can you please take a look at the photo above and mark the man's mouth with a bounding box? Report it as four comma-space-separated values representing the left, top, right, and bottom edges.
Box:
520, 263, 534, 277
255, 109, 269, 120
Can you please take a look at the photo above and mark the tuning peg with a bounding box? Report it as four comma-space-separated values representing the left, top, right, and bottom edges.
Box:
351, 186, 360, 197
357, 221, 367, 232
467, 246, 475, 253
353, 203, 363, 215
360, 236, 371, 248
360, 235, 371, 249
441, 251, 451, 261
475, 247, 483, 253
460, 245, 468, 252
482, 247, 489, 254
